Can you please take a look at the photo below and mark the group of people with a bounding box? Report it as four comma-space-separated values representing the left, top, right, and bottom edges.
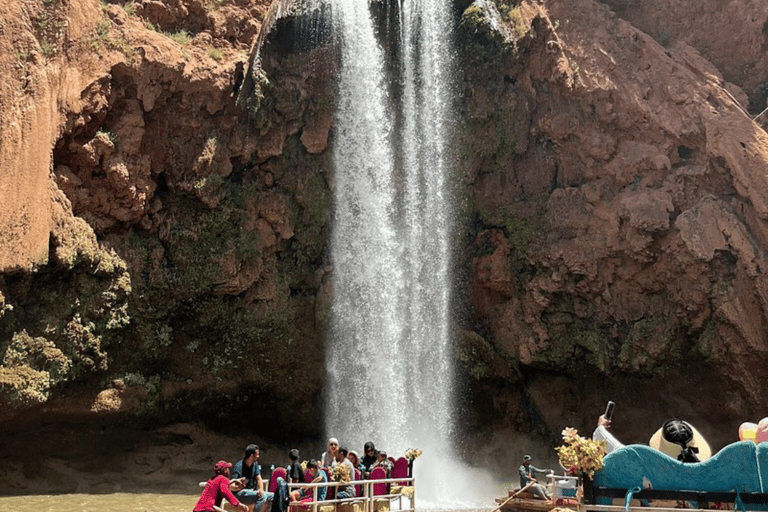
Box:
193, 439, 397, 512
320, 438, 394, 481
194, 444, 273, 512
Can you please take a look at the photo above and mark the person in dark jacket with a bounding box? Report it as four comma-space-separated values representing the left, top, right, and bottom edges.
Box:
231, 444, 274, 512
361, 441, 377, 477
287, 449, 305, 484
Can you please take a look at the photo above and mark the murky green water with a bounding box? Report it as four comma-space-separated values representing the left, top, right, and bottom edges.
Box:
0, 493, 199, 512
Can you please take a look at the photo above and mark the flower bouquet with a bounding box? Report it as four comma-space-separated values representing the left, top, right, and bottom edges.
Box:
332, 463, 350, 483
556, 427, 606, 478
404, 448, 422, 461
556, 427, 606, 504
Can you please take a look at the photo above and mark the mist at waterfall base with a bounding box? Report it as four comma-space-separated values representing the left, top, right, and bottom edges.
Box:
323, 0, 501, 507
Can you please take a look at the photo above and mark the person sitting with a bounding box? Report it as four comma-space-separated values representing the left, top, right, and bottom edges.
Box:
361, 442, 377, 477
194, 460, 248, 512
649, 418, 712, 462
373, 451, 392, 476
287, 449, 305, 485
594, 413, 711, 463
650, 419, 712, 508
593, 414, 624, 454
290, 460, 328, 503
231, 444, 274, 512
320, 438, 339, 468
347, 450, 364, 475
334, 447, 356, 499
518, 455, 551, 501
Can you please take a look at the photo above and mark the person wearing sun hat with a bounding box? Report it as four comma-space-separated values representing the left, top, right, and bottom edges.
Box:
193, 460, 248, 512
649, 419, 712, 463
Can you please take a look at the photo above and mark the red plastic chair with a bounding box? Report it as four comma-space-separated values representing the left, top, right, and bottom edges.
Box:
354, 468, 362, 497
322, 467, 335, 500
370, 466, 387, 496
270, 467, 287, 493
391, 457, 408, 485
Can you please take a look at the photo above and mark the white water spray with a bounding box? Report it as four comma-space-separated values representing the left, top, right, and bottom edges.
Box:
326, 0, 497, 506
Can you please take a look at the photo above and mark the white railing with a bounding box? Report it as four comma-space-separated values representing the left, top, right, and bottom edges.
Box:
286, 477, 416, 512
200, 476, 415, 512
546, 473, 578, 500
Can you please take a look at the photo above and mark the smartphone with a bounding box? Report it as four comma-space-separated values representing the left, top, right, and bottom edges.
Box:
604, 401, 616, 421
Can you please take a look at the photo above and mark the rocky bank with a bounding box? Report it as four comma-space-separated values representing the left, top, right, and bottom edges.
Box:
2, 0, 768, 493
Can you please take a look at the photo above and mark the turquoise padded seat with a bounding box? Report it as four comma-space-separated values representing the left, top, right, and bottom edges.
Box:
594, 441, 767, 507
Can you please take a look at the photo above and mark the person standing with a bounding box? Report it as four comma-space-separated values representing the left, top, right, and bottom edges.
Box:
231, 444, 274, 512
518, 455, 551, 500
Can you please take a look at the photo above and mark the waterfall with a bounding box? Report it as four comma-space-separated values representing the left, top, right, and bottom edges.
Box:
326, 0, 408, 448
326, 0, 491, 505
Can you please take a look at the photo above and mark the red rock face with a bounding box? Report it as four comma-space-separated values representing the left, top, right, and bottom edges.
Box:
597, 0, 768, 107
456, 0, 768, 464
2, 0, 768, 486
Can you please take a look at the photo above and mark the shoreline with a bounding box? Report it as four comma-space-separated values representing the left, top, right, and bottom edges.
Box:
0, 422, 317, 496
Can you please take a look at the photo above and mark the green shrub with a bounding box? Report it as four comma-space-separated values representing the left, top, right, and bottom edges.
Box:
96, 18, 111, 38
208, 47, 223, 62
166, 30, 192, 45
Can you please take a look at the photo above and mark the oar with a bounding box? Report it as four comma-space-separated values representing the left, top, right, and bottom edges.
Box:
491, 481, 536, 512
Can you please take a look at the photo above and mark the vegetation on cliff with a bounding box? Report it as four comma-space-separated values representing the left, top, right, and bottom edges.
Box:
3, 0, 768, 489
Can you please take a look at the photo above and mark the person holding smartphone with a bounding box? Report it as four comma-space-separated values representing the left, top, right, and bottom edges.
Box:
593, 401, 624, 454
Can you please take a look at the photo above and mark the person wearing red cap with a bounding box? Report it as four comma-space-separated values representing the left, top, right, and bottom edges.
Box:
193, 460, 248, 512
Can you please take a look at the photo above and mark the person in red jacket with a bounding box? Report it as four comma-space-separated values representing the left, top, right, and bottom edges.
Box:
194, 460, 248, 512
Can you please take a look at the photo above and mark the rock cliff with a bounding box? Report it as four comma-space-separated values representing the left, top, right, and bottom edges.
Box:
2, 0, 768, 492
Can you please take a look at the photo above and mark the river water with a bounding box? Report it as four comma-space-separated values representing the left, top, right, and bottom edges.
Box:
0, 493, 497, 511
0, 493, 199, 511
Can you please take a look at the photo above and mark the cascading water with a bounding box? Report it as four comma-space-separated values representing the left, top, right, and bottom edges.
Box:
325, 0, 494, 505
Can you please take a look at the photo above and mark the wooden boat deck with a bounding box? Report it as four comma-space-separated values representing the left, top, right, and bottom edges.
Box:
495, 490, 578, 512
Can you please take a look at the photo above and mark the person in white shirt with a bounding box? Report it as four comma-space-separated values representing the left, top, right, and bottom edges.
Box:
592, 415, 624, 453
320, 438, 339, 468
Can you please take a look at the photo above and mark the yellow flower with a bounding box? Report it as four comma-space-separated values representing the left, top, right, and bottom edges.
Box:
405, 448, 423, 461
332, 464, 351, 482
556, 427, 606, 479
561, 427, 579, 443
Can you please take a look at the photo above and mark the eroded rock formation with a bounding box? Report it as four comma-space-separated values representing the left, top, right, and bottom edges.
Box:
2, 0, 768, 493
